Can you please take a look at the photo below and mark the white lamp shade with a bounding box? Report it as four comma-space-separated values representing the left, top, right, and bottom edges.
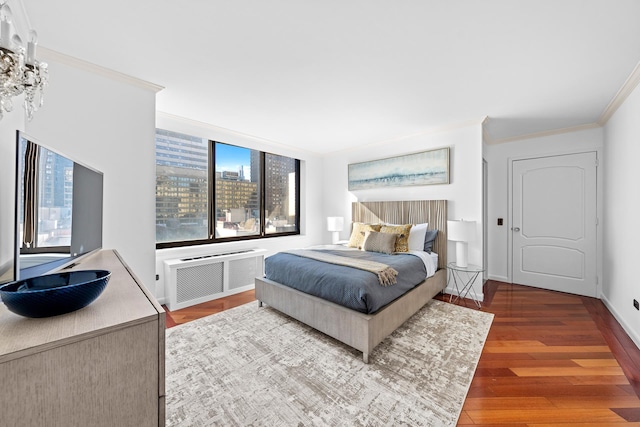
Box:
447, 220, 475, 268
327, 216, 344, 232
447, 220, 476, 242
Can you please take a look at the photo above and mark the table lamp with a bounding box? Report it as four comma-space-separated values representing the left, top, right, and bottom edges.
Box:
447, 220, 476, 268
327, 216, 344, 244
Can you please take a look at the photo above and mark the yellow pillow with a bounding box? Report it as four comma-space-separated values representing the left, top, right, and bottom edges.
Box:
347, 223, 382, 249
380, 224, 413, 252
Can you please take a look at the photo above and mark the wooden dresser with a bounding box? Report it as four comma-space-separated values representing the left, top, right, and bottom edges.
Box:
0, 250, 165, 427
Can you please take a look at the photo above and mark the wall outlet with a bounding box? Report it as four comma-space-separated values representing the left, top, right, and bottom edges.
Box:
156, 274, 160, 281
634, 299, 639, 310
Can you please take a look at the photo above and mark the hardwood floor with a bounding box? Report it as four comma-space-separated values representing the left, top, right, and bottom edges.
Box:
163, 290, 256, 328
164, 280, 640, 425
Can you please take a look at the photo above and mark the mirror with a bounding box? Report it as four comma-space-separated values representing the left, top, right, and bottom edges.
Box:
15, 133, 103, 280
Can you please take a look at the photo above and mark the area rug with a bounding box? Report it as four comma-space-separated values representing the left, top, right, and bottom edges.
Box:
165, 299, 493, 426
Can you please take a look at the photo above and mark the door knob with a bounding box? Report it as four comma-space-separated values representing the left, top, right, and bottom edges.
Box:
512, 227, 521, 232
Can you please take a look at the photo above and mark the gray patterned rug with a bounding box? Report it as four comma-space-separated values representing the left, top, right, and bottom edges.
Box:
165, 299, 493, 426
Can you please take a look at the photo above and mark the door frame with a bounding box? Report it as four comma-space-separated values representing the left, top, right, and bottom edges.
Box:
507, 147, 604, 297
483, 158, 488, 283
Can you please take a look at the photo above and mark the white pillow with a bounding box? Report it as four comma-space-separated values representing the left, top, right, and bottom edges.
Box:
408, 223, 428, 251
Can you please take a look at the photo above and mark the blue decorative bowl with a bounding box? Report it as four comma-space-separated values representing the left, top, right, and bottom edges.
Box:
0, 270, 111, 318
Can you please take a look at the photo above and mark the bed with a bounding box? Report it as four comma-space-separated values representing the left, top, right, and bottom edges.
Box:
255, 200, 448, 363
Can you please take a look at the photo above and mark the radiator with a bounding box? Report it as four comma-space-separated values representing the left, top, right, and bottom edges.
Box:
163, 248, 266, 311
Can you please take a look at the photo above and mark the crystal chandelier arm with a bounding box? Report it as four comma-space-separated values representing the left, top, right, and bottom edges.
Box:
0, 3, 12, 49
0, 4, 47, 121
26, 29, 36, 65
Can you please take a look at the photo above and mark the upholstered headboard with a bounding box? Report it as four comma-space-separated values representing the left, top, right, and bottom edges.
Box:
351, 200, 448, 269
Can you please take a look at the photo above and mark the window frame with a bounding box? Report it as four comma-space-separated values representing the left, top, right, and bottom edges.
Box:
17, 137, 74, 255
156, 138, 300, 249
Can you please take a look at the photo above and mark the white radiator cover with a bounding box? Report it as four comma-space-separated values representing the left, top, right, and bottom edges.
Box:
164, 249, 266, 311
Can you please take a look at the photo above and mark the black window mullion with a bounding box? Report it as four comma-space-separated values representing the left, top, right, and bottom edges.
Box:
260, 151, 266, 236
208, 140, 215, 241
295, 159, 301, 233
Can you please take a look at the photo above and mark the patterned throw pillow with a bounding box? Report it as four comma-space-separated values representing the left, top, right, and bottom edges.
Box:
347, 223, 382, 249
380, 224, 413, 252
362, 231, 398, 255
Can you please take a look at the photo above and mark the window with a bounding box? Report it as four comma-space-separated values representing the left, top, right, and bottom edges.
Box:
214, 143, 260, 238
264, 153, 298, 235
156, 130, 300, 248
155, 130, 209, 244
17, 136, 73, 253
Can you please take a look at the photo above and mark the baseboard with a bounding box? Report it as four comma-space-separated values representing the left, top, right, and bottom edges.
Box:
157, 297, 166, 306
488, 274, 509, 283
444, 285, 484, 303
600, 294, 640, 351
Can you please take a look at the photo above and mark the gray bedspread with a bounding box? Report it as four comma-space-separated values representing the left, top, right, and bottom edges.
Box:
264, 249, 427, 314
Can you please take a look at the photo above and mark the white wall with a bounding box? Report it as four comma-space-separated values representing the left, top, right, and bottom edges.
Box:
602, 83, 640, 347
154, 113, 325, 303
483, 128, 604, 284
23, 52, 159, 293
322, 123, 485, 299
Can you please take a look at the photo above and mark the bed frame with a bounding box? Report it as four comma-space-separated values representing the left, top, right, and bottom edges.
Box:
255, 200, 448, 363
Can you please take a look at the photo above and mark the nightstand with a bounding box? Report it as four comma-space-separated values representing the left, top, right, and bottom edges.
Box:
447, 262, 484, 308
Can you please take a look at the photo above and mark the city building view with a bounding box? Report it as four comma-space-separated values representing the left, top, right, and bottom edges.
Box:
155, 129, 209, 243
263, 152, 298, 234
17, 137, 74, 250
155, 129, 298, 244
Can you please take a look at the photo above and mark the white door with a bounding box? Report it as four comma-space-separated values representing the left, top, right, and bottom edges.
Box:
512, 152, 597, 297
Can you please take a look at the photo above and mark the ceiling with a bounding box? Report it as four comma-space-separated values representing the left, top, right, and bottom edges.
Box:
22, 0, 640, 154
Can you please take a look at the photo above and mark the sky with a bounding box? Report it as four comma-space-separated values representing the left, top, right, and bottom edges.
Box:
215, 142, 251, 174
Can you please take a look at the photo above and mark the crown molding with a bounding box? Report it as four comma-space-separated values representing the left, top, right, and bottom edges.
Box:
598, 59, 640, 125
38, 47, 164, 93
478, 60, 640, 145
484, 122, 601, 145
482, 118, 493, 144
156, 111, 313, 156
158, 112, 487, 157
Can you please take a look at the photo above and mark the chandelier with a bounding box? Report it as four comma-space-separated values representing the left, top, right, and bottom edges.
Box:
0, 2, 47, 121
